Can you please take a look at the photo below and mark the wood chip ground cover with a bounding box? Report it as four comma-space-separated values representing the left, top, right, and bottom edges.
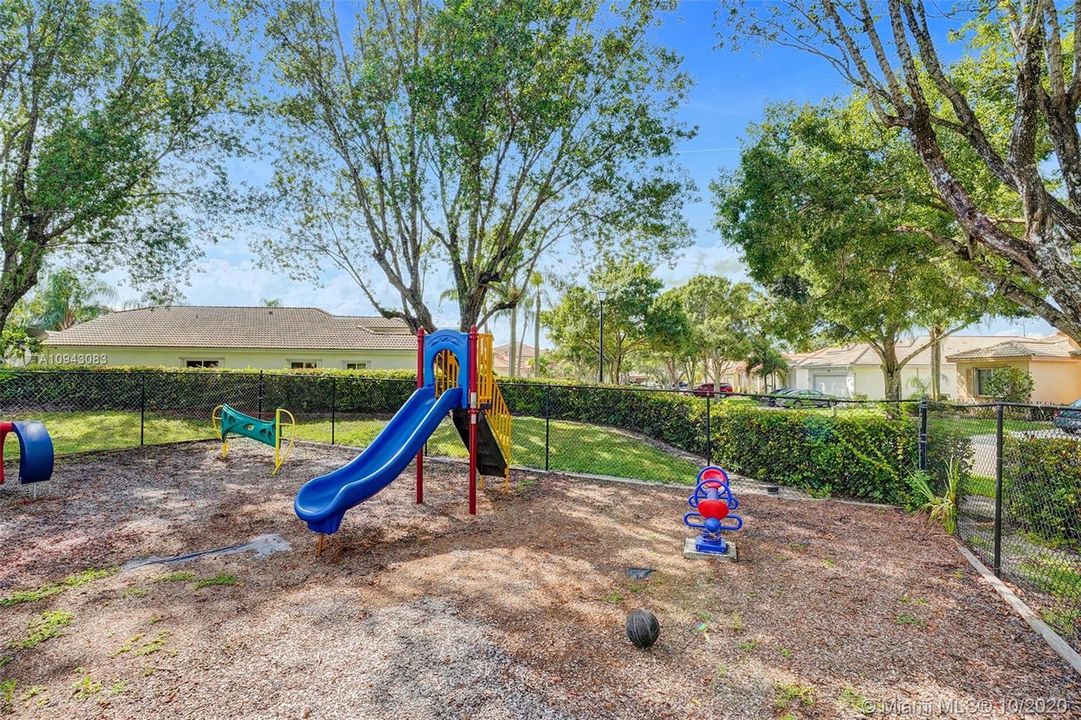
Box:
0, 442, 1077, 719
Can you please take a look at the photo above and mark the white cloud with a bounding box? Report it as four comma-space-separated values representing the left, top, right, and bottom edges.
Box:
656, 239, 749, 288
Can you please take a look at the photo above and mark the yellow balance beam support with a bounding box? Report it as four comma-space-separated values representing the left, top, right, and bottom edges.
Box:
211, 404, 228, 458
274, 408, 297, 475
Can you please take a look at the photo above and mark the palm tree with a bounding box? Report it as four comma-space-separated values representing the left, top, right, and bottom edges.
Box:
745, 337, 788, 392
31, 270, 115, 331
262, 298, 283, 307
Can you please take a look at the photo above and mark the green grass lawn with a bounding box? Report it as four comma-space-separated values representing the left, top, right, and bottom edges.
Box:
3, 411, 699, 484
299, 415, 699, 484
930, 417, 1047, 437
961, 474, 996, 499
2, 411, 210, 458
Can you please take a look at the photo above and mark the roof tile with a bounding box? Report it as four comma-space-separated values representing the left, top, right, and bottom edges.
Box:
44, 306, 416, 351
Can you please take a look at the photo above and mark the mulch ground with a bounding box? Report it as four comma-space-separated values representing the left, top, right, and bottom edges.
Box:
0, 441, 1077, 719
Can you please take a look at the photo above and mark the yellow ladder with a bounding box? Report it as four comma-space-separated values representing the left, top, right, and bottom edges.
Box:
476, 333, 512, 490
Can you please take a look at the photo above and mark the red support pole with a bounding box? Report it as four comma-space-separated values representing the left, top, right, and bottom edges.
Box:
468, 325, 479, 515
0, 421, 11, 485
415, 328, 425, 504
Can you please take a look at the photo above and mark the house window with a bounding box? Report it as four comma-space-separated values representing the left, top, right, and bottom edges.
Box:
185, 360, 219, 368
290, 361, 318, 369
344, 362, 368, 370
974, 368, 996, 396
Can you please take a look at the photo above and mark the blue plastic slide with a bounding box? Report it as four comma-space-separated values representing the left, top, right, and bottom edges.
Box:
294, 385, 463, 534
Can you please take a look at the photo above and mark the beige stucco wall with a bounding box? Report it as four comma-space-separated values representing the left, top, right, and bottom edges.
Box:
794, 362, 960, 400
953, 357, 1081, 404
1029, 359, 1081, 404
37, 344, 416, 371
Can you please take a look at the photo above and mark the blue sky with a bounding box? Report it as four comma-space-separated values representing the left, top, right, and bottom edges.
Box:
102, 1, 1053, 342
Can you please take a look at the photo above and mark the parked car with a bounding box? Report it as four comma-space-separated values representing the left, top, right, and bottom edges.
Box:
758, 388, 796, 406
1053, 399, 1081, 434
777, 389, 836, 408
687, 382, 733, 397
759, 388, 835, 408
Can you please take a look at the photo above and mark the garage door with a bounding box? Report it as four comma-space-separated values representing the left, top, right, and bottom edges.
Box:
812, 373, 850, 397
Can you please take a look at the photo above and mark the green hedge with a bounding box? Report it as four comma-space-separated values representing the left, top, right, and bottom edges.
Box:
500, 382, 709, 455
502, 381, 952, 504
1004, 436, 1081, 545
0, 368, 955, 504
0, 367, 416, 417
710, 406, 971, 504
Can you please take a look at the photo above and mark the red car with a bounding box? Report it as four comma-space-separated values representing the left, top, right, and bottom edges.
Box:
689, 382, 733, 397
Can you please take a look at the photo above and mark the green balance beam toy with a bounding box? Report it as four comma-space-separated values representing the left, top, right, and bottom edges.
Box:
212, 404, 296, 474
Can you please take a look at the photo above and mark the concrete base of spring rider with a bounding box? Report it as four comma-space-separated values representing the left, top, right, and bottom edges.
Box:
683, 536, 737, 562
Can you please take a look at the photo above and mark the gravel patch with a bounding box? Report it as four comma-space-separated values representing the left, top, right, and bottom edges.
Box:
0, 441, 1077, 719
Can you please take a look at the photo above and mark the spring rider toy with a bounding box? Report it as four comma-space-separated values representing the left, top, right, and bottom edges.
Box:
682, 465, 743, 560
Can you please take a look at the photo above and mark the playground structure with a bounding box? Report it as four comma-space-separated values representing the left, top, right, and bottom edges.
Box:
0, 420, 54, 485
294, 326, 512, 537
212, 405, 296, 475
683, 465, 743, 557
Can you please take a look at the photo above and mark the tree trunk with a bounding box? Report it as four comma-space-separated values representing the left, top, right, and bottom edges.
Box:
930, 325, 943, 401
458, 291, 485, 333
880, 340, 902, 401
516, 297, 529, 376
0, 236, 47, 337
664, 357, 680, 386
508, 304, 517, 378
0, 303, 12, 340
533, 292, 541, 377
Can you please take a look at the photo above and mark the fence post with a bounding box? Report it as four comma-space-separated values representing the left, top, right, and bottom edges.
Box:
331, 376, 336, 446
706, 394, 712, 465
544, 384, 551, 472
139, 374, 146, 447
257, 370, 264, 419
993, 402, 1004, 576
918, 398, 928, 471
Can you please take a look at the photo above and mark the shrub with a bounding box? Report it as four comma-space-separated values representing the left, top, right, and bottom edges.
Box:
906, 461, 960, 533
924, 423, 974, 496
0, 368, 955, 504
982, 367, 1035, 403
709, 405, 916, 503
1003, 436, 1081, 546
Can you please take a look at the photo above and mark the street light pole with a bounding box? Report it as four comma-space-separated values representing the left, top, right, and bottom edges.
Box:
597, 289, 607, 383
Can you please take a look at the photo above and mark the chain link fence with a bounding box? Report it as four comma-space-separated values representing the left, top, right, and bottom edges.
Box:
1, 369, 1078, 644
930, 400, 1081, 647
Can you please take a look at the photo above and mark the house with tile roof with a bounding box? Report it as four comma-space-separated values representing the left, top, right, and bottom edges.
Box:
40, 306, 417, 370
720, 333, 1078, 400
781, 336, 997, 399
491, 343, 543, 377
946, 332, 1081, 404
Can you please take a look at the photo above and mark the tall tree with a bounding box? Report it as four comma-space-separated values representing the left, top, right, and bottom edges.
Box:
28, 269, 114, 330
714, 101, 1010, 400
745, 335, 789, 392
722, 1, 1081, 343
543, 259, 689, 383
676, 275, 758, 385
648, 286, 698, 386
242, 0, 694, 332
0, 0, 246, 334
